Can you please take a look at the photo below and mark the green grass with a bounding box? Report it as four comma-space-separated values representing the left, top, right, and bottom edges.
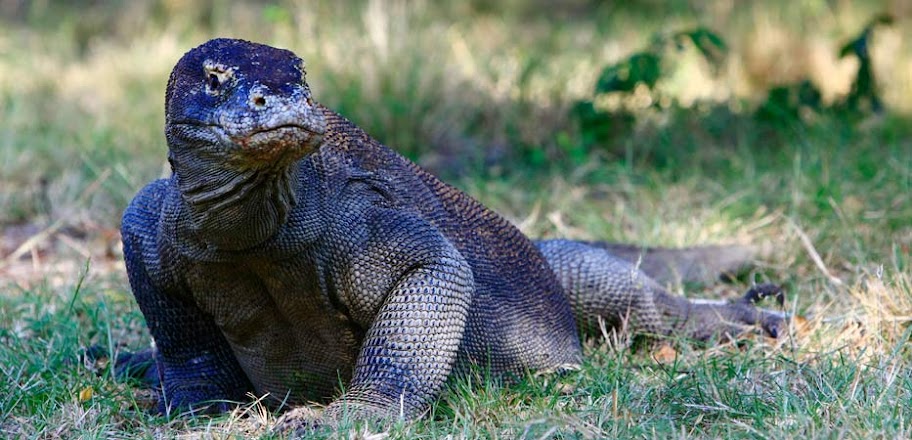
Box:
2, 0, 912, 438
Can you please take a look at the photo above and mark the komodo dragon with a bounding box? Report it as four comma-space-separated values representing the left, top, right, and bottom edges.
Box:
119, 38, 786, 427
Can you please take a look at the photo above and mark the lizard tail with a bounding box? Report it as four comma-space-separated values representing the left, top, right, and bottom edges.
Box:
580, 241, 761, 285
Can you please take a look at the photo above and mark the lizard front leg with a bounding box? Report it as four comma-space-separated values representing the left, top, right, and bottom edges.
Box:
277, 204, 474, 430
325, 257, 474, 421
123, 250, 254, 414
122, 191, 253, 415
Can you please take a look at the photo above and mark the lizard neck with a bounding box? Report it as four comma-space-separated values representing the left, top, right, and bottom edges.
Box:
173, 154, 300, 250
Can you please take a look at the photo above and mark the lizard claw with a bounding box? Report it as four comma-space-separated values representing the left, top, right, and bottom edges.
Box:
740, 283, 788, 339
740, 283, 785, 307
764, 317, 784, 338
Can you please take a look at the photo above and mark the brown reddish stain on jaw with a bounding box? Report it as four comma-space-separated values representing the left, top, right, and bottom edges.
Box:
232, 125, 320, 165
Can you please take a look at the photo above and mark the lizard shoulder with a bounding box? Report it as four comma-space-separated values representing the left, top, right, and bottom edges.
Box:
330, 183, 470, 320
121, 178, 180, 285
122, 178, 173, 243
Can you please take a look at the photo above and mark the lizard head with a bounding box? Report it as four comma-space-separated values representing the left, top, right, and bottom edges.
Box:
164, 38, 326, 171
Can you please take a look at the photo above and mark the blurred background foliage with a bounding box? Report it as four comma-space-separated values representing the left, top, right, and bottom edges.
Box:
0, 0, 910, 228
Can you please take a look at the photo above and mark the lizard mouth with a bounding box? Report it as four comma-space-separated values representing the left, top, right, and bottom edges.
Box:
228, 124, 323, 165
239, 124, 314, 147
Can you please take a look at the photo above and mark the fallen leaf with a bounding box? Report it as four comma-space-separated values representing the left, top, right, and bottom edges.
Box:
652, 343, 678, 363
79, 386, 94, 402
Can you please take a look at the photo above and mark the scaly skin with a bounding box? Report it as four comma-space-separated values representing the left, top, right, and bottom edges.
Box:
120, 38, 786, 427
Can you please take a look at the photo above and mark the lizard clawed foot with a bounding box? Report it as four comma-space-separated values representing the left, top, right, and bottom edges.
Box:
273, 401, 398, 436
739, 283, 788, 338
685, 283, 789, 341
273, 406, 322, 437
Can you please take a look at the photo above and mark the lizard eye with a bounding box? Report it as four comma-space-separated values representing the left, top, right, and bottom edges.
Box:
203, 62, 233, 94
207, 73, 221, 91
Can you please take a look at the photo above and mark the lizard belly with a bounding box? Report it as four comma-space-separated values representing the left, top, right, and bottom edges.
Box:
186, 260, 360, 404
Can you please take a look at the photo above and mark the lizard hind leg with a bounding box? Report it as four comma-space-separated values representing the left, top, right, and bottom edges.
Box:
535, 239, 672, 339
536, 239, 787, 343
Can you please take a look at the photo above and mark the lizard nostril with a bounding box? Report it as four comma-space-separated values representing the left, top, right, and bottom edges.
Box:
252, 95, 267, 108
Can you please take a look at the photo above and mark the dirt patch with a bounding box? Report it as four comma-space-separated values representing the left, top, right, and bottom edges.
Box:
1, 221, 124, 290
